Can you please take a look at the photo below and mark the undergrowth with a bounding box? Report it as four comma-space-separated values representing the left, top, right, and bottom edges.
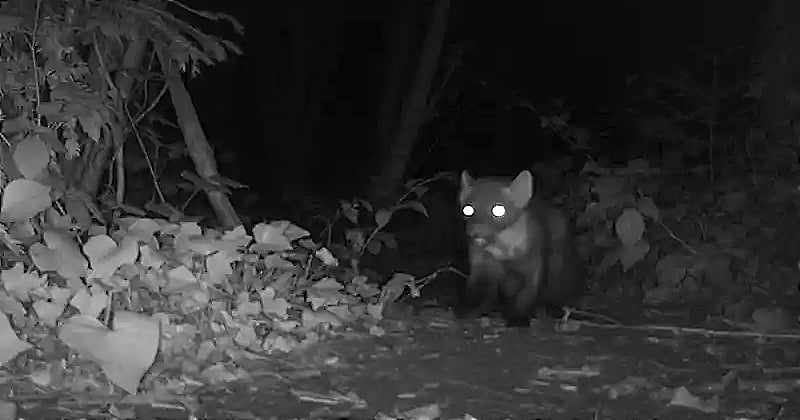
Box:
0, 2, 798, 417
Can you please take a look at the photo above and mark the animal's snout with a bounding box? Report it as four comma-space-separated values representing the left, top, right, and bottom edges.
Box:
466, 223, 493, 240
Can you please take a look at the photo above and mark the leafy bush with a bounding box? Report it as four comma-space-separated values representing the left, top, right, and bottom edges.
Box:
570, 157, 797, 312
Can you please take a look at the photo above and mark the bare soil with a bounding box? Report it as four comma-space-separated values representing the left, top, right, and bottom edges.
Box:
191, 304, 800, 419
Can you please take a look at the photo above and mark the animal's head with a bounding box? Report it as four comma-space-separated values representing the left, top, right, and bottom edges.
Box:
458, 170, 534, 242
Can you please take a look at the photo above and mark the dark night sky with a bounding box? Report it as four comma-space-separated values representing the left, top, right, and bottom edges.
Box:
182, 0, 763, 195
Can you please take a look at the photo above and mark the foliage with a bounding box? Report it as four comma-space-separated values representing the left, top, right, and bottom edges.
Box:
0, 0, 452, 402
615, 50, 757, 174
533, 46, 800, 322
571, 157, 798, 317
0, 109, 445, 401
0, 0, 241, 222
538, 98, 592, 153
1, 148, 448, 395
0, 172, 451, 396
575, 159, 661, 275
0, 0, 356, 400
317, 172, 450, 269
0, 209, 424, 394
2, 0, 799, 410
307, 172, 460, 306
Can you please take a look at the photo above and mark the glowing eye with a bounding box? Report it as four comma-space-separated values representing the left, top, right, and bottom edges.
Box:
491, 204, 506, 217
462, 205, 475, 217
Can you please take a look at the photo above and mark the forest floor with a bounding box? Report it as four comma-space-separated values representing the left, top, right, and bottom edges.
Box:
200, 296, 800, 420
21, 276, 800, 420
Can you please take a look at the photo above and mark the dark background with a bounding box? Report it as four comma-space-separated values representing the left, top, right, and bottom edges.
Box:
184, 0, 763, 202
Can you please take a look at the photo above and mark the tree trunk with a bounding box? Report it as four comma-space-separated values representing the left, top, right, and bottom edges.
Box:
290, 1, 341, 185
260, 1, 285, 181
375, 2, 418, 161
370, 0, 451, 204
157, 49, 241, 229
285, 2, 313, 182
756, 0, 800, 171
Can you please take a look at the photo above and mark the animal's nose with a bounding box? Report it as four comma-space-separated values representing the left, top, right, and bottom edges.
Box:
467, 223, 492, 239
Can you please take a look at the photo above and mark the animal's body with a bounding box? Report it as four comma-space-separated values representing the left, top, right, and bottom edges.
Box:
457, 169, 584, 326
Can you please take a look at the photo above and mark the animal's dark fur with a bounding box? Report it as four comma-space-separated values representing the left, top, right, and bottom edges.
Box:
457, 169, 584, 326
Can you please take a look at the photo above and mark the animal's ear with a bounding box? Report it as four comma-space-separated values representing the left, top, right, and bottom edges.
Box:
459, 170, 474, 202
505, 170, 533, 207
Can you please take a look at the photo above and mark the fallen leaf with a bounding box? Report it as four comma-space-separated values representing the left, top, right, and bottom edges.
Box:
59, 311, 159, 394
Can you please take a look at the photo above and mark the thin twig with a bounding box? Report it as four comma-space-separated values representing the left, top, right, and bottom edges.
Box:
358, 174, 448, 260
124, 103, 167, 204
132, 83, 169, 126
91, 32, 126, 206
573, 320, 800, 340
29, 0, 42, 126
658, 220, 698, 255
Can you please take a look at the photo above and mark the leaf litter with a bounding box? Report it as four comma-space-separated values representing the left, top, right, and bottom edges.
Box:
0, 174, 799, 418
